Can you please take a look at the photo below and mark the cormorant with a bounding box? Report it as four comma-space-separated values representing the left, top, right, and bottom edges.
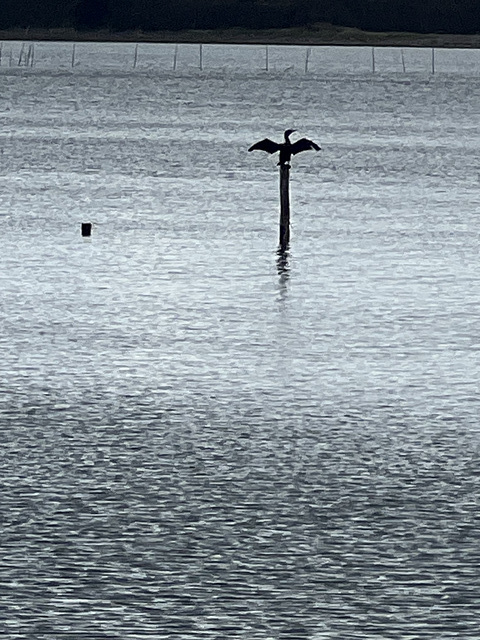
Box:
248, 129, 320, 166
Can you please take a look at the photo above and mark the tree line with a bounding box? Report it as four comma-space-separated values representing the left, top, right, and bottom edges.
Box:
1, 0, 479, 35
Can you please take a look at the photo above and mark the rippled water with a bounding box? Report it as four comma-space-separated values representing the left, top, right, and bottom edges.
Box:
1, 43, 480, 639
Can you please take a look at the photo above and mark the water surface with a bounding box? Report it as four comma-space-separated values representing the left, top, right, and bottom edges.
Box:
1, 43, 480, 639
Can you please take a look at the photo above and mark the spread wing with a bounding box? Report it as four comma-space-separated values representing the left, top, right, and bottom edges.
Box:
290, 138, 321, 155
248, 138, 281, 154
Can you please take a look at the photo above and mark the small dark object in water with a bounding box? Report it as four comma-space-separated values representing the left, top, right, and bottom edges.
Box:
81, 222, 92, 237
248, 129, 320, 166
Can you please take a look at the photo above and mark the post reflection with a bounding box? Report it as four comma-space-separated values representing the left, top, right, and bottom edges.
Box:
276, 246, 290, 302
276, 246, 290, 275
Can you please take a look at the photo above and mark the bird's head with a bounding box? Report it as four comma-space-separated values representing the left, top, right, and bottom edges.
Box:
284, 129, 296, 141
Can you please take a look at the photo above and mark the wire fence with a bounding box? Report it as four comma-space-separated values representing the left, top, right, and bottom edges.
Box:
1, 41, 480, 75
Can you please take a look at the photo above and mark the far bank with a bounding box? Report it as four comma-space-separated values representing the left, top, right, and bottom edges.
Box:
2, 24, 480, 48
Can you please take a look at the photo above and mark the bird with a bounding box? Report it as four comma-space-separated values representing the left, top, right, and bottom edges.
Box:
248, 129, 320, 166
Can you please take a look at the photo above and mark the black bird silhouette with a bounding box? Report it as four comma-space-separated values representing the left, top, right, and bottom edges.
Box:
248, 129, 320, 166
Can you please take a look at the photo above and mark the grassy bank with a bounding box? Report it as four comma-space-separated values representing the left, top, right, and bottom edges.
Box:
1, 24, 480, 48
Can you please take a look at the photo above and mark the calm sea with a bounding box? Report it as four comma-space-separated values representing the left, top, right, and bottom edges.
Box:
1, 42, 480, 639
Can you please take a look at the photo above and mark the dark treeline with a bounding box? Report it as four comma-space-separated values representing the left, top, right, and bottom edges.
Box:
1, 0, 480, 35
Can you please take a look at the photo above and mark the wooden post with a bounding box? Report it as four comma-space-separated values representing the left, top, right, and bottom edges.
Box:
81, 222, 92, 237
173, 44, 178, 70
199, 43, 203, 70
371, 47, 375, 74
71, 43, 76, 68
18, 43, 25, 66
265, 45, 269, 71
431, 48, 435, 74
305, 47, 311, 74
279, 164, 290, 248
133, 43, 138, 68
401, 48, 406, 73
28, 43, 34, 67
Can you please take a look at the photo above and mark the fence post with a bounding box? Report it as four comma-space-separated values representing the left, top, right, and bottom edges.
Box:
18, 43, 25, 66
305, 48, 311, 74
173, 44, 178, 70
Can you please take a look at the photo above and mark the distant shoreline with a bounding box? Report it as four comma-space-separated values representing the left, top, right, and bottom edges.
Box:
1, 25, 480, 48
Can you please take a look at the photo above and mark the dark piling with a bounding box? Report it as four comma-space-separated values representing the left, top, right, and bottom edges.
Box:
81, 222, 92, 237
279, 164, 290, 248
